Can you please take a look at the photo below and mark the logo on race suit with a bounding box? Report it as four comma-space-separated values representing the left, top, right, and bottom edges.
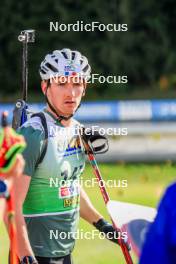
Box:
63, 196, 80, 208
57, 136, 82, 157
65, 136, 81, 156
59, 185, 79, 198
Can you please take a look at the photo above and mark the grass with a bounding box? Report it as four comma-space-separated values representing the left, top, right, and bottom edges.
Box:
1, 163, 176, 264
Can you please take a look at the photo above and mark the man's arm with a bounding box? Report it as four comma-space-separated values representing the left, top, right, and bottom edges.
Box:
80, 186, 103, 224
13, 120, 45, 261
80, 186, 130, 249
13, 174, 35, 259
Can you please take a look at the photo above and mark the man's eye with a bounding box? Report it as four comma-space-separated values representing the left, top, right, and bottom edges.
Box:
73, 83, 81, 86
58, 82, 66, 86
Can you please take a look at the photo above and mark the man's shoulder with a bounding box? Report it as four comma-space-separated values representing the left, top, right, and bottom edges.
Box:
20, 113, 45, 131
18, 113, 46, 142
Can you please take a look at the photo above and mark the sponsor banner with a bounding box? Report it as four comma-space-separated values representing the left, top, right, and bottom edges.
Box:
1, 100, 176, 122
151, 100, 176, 120
118, 100, 152, 121
75, 101, 118, 121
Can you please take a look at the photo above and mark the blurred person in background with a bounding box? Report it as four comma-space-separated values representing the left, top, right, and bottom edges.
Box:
0, 154, 25, 220
139, 182, 176, 264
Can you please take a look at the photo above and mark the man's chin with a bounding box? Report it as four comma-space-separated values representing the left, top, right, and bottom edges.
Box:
64, 106, 78, 114
56, 104, 78, 117
63, 109, 75, 117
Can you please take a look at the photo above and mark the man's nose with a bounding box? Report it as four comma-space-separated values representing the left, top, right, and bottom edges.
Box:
67, 84, 76, 96
71, 88, 76, 96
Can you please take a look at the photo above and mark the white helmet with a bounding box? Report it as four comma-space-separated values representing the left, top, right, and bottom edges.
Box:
39, 48, 91, 80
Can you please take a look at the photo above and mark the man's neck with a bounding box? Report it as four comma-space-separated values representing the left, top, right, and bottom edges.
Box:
45, 106, 73, 127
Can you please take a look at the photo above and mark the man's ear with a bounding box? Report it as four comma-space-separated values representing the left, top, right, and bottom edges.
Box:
82, 83, 87, 96
41, 81, 48, 95
82, 89, 85, 96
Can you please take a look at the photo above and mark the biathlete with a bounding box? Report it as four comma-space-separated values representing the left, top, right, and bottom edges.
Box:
15, 48, 126, 264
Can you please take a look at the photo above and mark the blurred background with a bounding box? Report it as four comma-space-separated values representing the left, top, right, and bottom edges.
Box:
0, 0, 176, 263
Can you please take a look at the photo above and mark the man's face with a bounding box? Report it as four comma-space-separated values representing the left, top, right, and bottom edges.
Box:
42, 76, 86, 116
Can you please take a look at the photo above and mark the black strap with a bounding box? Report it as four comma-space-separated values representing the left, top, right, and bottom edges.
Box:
35, 255, 73, 264
31, 112, 48, 167
81, 127, 109, 154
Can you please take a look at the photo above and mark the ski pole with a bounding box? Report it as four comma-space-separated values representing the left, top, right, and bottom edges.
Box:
80, 128, 134, 264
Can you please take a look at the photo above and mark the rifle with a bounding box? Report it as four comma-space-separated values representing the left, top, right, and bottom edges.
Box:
12, 29, 35, 130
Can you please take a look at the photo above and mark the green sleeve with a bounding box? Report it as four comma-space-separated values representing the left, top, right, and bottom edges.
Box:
18, 125, 44, 177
